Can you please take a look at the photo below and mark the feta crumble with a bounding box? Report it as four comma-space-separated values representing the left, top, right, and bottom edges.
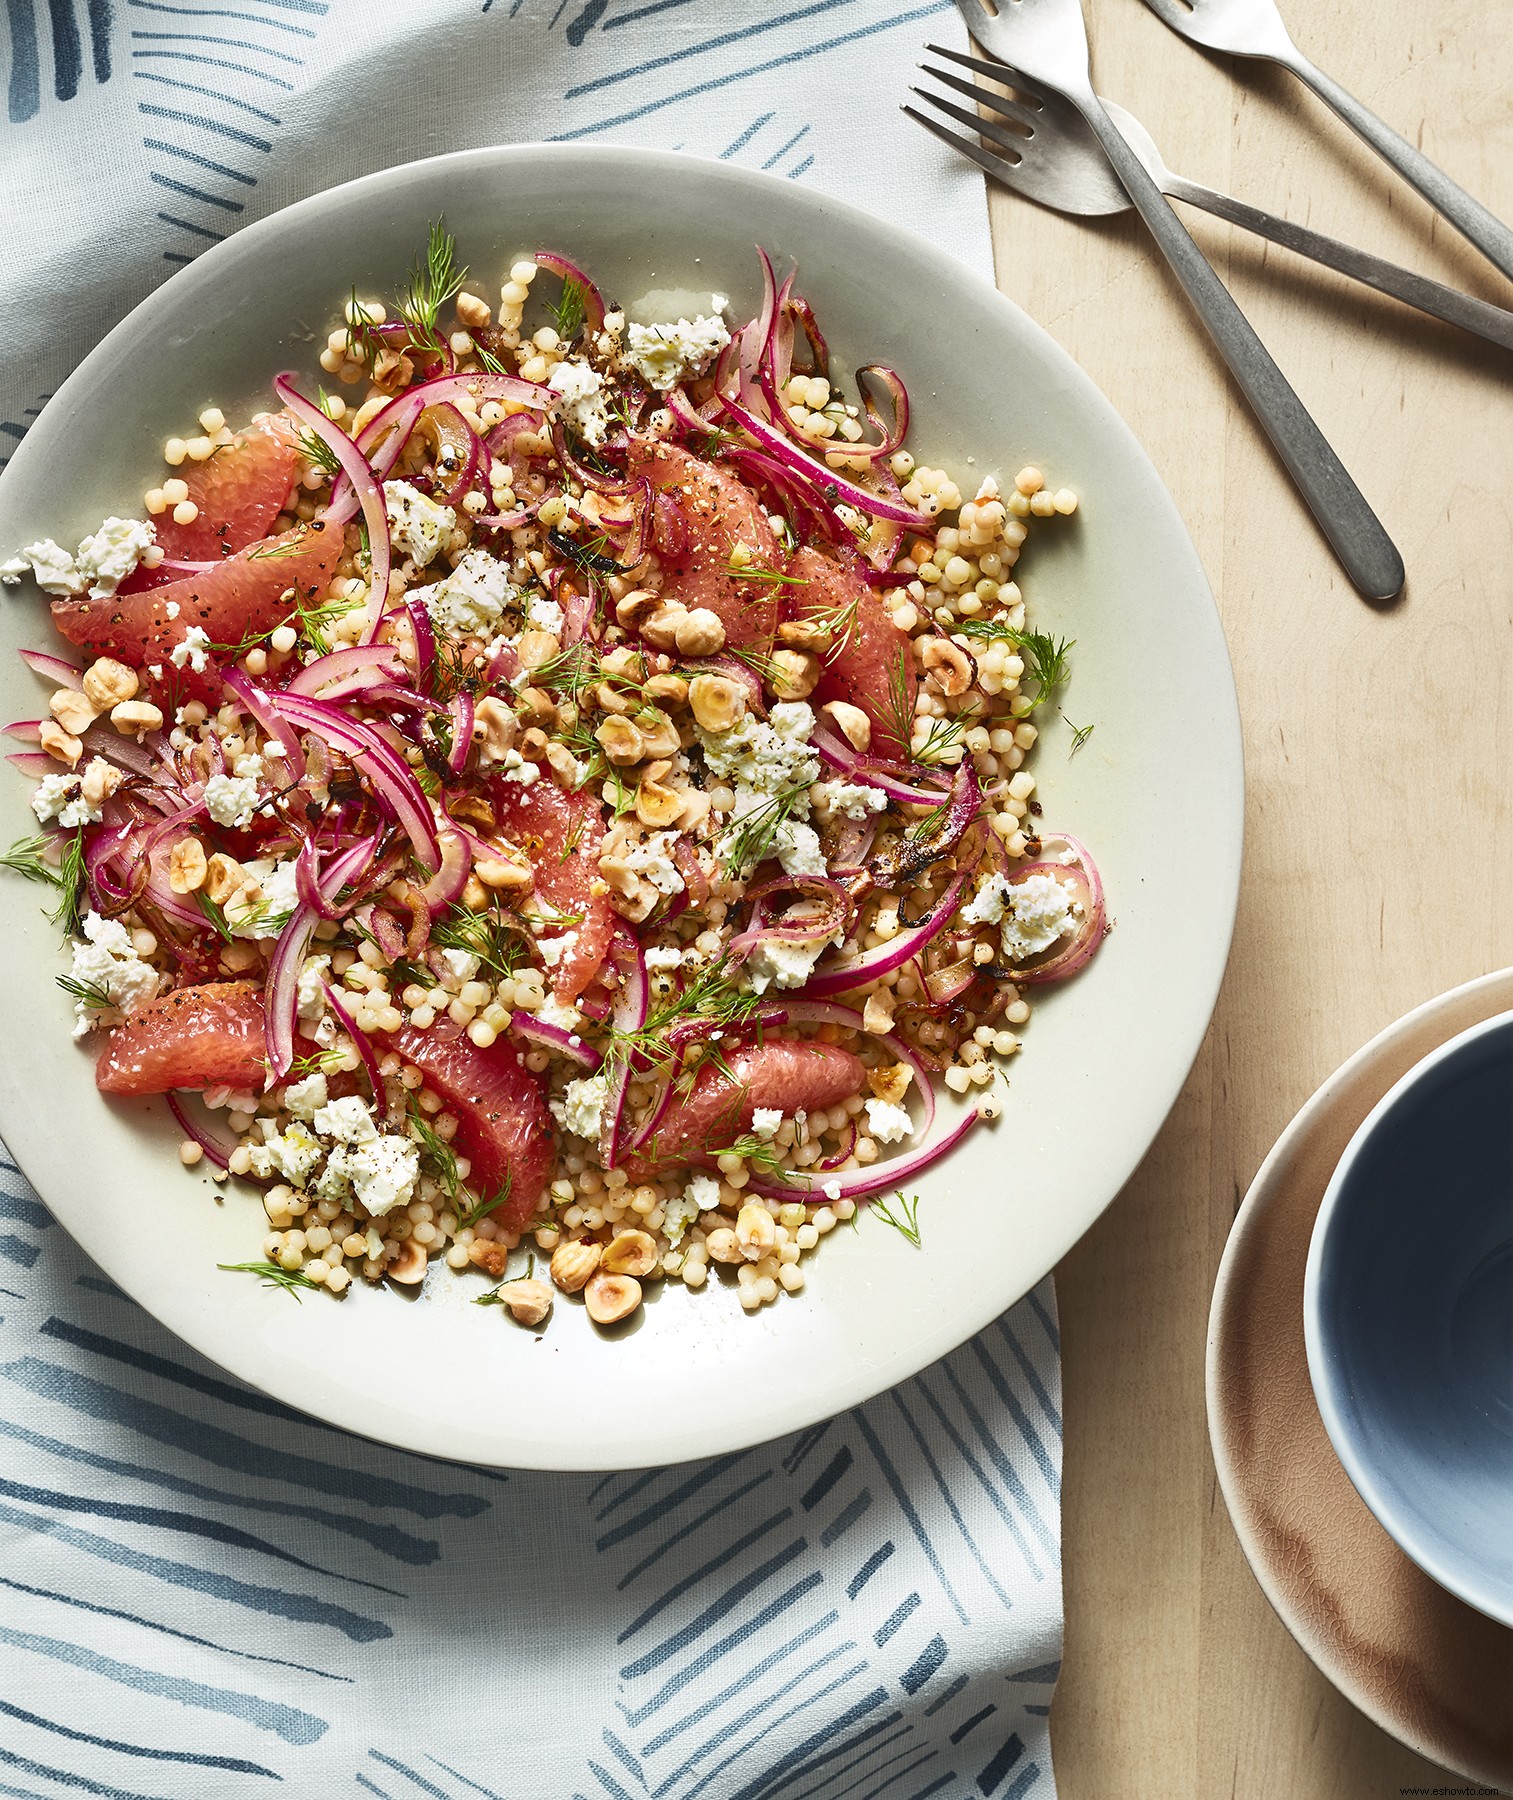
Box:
76, 517, 155, 598
313, 1095, 380, 1145
296, 954, 330, 1023
440, 948, 480, 985
623, 313, 732, 391
283, 1073, 329, 1122
317, 1135, 420, 1217
1000, 871, 1080, 962
537, 931, 579, 970
547, 359, 611, 447
66, 912, 163, 1038
3, 539, 83, 595
203, 771, 262, 829
551, 1073, 609, 1140
418, 547, 516, 638
745, 934, 833, 995
526, 592, 565, 635
644, 945, 686, 972
247, 1120, 323, 1186
170, 624, 212, 673
32, 770, 100, 829
751, 1108, 783, 1141
864, 1099, 914, 1145
961, 873, 1010, 927
812, 781, 889, 822
384, 480, 456, 566
664, 1168, 722, 1247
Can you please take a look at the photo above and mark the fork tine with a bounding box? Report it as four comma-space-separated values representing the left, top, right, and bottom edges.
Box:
1129, 0, 1195, 26
903, 103, 1036, 187
923, 42, 1052, 109
907, 91, 1027, 168
919, 63, 1041, 135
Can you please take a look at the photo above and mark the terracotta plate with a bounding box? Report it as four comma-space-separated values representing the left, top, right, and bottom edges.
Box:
1208, 970, 1513, 1786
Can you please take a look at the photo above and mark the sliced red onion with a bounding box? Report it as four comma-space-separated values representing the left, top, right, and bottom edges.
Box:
816, 1120, 857, 1172
273, 375, 392, 644
550, 420, 634, 496
483, 410, 545, 456
533, 250, 607, 339
867, 760, 980, 887
404, 592, 435, 680
809, 722, 950, 805
7, 750, 54, 776
19, 649, 83, 689
285, 643, 406, 699
473, 503, 542, 532
418, 828, 469, 916
296, 831, 379, 922
322, 980, 385, 1102
221, 668, 305, 783
4, 719, 43, 744
264, 902, 320, 1080
167, 1093, 232, 1170
748, 1109, 978, 1204
417, 403, 481, 507
445, 692, 473, 775
1001, 859, 1105, 986
802, 850, 980, 997
726, 873, 852, 955
508, 1010, 601, 1071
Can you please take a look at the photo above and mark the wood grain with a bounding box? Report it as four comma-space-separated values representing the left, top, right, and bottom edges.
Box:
973, 1, 1513, 1792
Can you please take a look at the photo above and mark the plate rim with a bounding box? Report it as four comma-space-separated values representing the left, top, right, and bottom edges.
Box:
0, 141, 1243, 1468
1207, 967, 1513, 1782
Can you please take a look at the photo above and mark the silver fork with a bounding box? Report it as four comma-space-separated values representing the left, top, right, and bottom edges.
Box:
1136, 0, 1513, 283
943, 0, 1403, 602
909, 48, 1513, 353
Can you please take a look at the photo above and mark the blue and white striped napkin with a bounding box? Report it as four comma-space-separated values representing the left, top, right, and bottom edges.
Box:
0, 6, 1064, 1796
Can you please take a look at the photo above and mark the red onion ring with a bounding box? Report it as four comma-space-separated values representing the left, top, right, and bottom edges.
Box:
19, 649, 83, 689
264, 902, 320, 1080
285, 644, 406, 700
801, 847, 981, 997
508, 1010, 601, 1071
167, 1093, 232, 1170
533, 250, 607, 339
322, 979, 386, 1103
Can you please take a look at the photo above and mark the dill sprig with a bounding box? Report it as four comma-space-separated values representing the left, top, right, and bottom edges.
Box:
298, 426, 342, 480
712, 1132, 785, 1178
726, 560, 809, 586
799, 590, 862, 654
1064, 714, 1094, 754
717, 785, 808, 877
473, 1253, 538, 1306
549, 276, 588, 344
870, 1189, 924, 1247
55, 974, 114, 1011
875, 645, 915, 759
218, 1260, 321, 1299
456, 1171, 514, 1233
194, 889, 291, 945
607, 959, 763, 1071
344, 289, 386, 363
287, 1047, 346, 1078
430, 905, 524, 981
405, 1093, 459, 1201
3, 830, 87, 937
911, 712, 972, 768
400, 220, 466, 348
957, 619, 1075, 712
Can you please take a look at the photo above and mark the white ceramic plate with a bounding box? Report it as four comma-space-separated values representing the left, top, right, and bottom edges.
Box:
0, 146, 1242, 1470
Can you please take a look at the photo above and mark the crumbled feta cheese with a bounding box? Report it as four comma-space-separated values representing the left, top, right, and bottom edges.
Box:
774, 820, 826, 879
536, 931, 578, 970
76, 517, 155, 598
643, 945, 686, 972
0, 554, 28, 584
384, 480, 456, 567
313, 1094, 379, 1146
66, 911, 163, 1038
283, 1073, 329, 1121
170, 625, 212, 673
623, 830, 684, 897
247, 1120, 323, 1185
550, 1073, 608, 1140
31, 770, 100, 829
232, 753, 265, 781
547, 359, 610, 446
496, 747, 541, 786
440, 948, 480, 985
864, 1098, 914, 1144
623, 313, 732, 391
812, 781, 888, 822
751, 1108, 783, 1141
702, 702, 823, 876
1000, 872, 1080, 962
526, 592, 565, 635
745, 934, 833, 995
420, 547, 516, 638
165, 601, 180, 621
535, 995, 583, 1033
821, 1179, 843, 1202
231, 858, 298, 939
203, 771, 262, 829
320, 1134, 420, 1217
962, 873, 1010, 927
296, 954, 330, 1023
663, 1169, 722, 1247
6, 539, 83, 595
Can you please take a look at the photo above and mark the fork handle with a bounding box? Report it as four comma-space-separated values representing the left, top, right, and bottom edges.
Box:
1077, 97, 1403, 600
1161, 174, 1513, 353
1285, 52, 1513, 285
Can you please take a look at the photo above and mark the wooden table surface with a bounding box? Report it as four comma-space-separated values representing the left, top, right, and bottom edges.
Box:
976, 3, 1513, 1794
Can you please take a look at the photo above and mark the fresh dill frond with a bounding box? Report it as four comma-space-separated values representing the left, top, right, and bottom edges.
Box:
405, 1093, 460, 1201
473, 1253, 538, 1306
474, 344, 509, 375
194, 889, 291, 944
726, 560, 809, 586
297, 425, 342, 480
953, 616, 1017, 642
1065, 714, 1094, 754
727, 645, 788, 688
529, 641, 601, 703
344, 288, 386, 363
430, 905, 524, 980
295, 589, 363, 656
905, 794, 953, 843
1015, 629, 1074, 708
713, 1132, 785, 1178
876, 644, 915, 758
717, 785, 808, 877
287, 1047, 346, 1078
55, 974, 114, 1011
548, 276, 588, 344
607, 959, 762, 1071
911, 712, 972, 768
245, 537, 310, 562
400, 220, 466, 348
218, 1260, 320, 1299
870, 1189, 923, 1247
800, 590, 862, 654
457, 1170, 514, 1233
0, 833, 60, 887
5, 830, 88, 938
602, 760, 636, 822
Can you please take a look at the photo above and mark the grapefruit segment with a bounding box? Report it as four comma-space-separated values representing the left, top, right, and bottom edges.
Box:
625, 1038, 865, 1177
50, 520, 340, 704
96, 981, 267, 1095
788, 546, 917, 755
153, 414, 302, 562
630, 442, 782, 652
492, 778, 611, 1003
389, 1019, 552, 1231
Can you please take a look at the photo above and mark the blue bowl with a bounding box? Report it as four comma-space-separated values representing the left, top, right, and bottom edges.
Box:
1305, 1011, 1513, 1626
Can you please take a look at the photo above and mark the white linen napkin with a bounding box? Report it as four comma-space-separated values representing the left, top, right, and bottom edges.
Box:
0, 4, 1064, 1796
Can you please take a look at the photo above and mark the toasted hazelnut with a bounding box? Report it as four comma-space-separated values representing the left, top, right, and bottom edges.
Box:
614, 590, 662, 632
50, 688, 99, 735
79, 757, 123, 812
495, 1277, 554, 1326
674, 607, 726, 656
584, 1271, 642, 1325
455, 290, 492, 330
472, 696, 518, 759
639, 600, 688, 652
387, 1239, 429, 1284
38, 720, 83, 766
868, 1059, 915, 1106
550, 1237, 602, 1293
919, 636, 976, 698
373, 347, 414, 391
822, 700, 872, 752
516, 629, 560, 670
736, 1203, 777, 1259
81, 656, 139, 709
110, 699, 165, 735
596, 714, 645, 765
516, 685, 557, 726
688, 673, 746, 734
643, 672, 689, 707
677, 787, 712, 832
705, 1226, 744, 1264
475, 851, 534, 892
861, 989, 898, 1037
600, 646, 646, 682
546, 741, 584, 784
768, 648, 819, 700
601, 1228, 658, 1278
468, 1239, 511, 1278
459, 874, 490, 910
777, 618, 832, 651
634, 775, 682, 831
594, 681, 634, 716
169, 836, 209, 894
633, 707, 680, 760
204, 852, 248, 906
600, 866, 659, 922
519, 726, 549, 759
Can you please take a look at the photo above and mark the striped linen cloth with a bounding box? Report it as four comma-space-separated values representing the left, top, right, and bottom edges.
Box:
0, 5, 1065, 1797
